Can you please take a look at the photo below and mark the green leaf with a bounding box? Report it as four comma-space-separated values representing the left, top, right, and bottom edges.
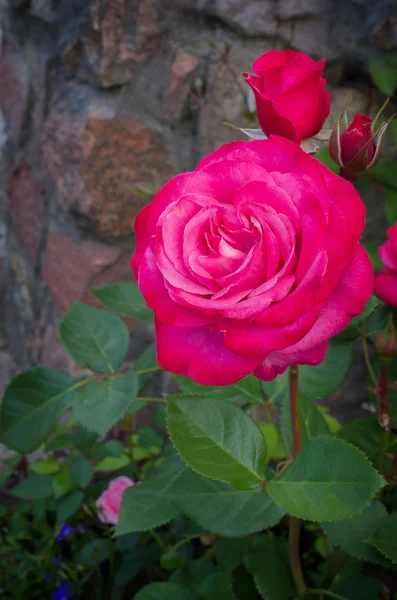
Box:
30, 459, 60, 475
138, 428, 163, 449
0, 368, 76, 453
314, 147, 340, 174
167, 395, 267, 490
116, 476, 180, 534
267, 436, 384, 521
330, 558, 383, 600
94, 454, 131, 472
11, 475, 54, 500
75, 539, 112, 567
170, 470, 284, 537
92, 282, 153, 320
245, 536, 295, 600
198, 573, 237, 600
46, 434, 74, 451
367, 513, 397, 563
71, 425, 100, 456
369, 54, 397, 96
70, 458, 93, 488
59, 302, 129, 373
73, 370, 137, 437
322, 502, 390, 565
57, 490, 84, 522
135, 344, 158, 391
134, 583, 194, 600
215, 538, 244, 572
175, 375, 263, 405
337, 417, 397, 464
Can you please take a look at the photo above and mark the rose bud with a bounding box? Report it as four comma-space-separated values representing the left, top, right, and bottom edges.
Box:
96, 476, 134, 525
244, 49, 330, 144
376, 316, 397, 360
329, 97, 393, 179
376, 223, 397, 309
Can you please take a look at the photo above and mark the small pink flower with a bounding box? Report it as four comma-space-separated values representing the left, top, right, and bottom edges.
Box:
96, 476, 134, 525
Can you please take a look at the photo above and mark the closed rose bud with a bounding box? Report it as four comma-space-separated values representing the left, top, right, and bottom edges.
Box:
329, 97, 393, 178
244, 49, 330, 144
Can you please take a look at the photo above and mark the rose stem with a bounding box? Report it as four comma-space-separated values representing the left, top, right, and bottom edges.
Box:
288, 364, 306, 597
378, 361, 391, 474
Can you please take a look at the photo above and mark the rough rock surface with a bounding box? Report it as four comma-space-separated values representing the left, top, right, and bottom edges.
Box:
0, 0, 395, 417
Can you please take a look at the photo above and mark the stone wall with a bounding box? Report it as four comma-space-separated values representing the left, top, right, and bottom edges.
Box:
0, 0, 396, 392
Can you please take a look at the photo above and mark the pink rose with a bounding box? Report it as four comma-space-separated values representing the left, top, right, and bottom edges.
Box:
131, 136, 373, 384
244, 49, 330, 143
96, 476, 134, 525
375, 223, 397, 308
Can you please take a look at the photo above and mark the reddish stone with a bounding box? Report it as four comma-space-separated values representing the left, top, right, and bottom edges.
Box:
7, 161, 45, 264
0, 34, 29, 143
43, 223, 122, 314
64, 0, 171, 87
42, 86, 175, 238
164, 49, 198, 119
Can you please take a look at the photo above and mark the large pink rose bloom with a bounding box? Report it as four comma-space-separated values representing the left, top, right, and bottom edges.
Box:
244, 49, 330, 143
375, 223, 397, 308
131, 137, 373, 384
96, 476, 134, 525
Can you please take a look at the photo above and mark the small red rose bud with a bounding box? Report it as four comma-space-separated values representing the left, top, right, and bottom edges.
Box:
375, 316, 397, 360
329, 97, 394, 179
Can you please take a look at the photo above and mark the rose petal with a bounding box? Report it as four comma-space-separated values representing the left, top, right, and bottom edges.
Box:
155, 319, 263, 385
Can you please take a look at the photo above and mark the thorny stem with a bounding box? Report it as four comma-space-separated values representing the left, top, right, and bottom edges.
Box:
289, 365, 302, 456
378, 361, 391, 474
288, 365, 306, 597
361, 334, 378, 390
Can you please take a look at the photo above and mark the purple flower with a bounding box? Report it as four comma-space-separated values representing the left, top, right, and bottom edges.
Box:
56, 523, 82, 542
52, 581, 75, 600
52, 557, 62, 568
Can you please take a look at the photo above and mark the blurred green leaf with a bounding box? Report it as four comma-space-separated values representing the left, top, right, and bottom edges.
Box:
92, 282, 153, 320
198, 573, 237, 600
75, 539, 112, 567
367, 513, 397, 563
53, 471, 74, 499
369, 54, 397, 96
245, 535, 294, 600
31, 460, 60, 475
57, 490, 84, 522
11, 475, 54, 500
70, 458, 93, 488
174, 375, 263, 405
94, 455, 131, 472
0, 368, 76, 454
134, 583, 194, 600
322, 502, 390, 566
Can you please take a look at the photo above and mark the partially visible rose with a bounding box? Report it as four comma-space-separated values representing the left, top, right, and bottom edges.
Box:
131, 136, 373, 384
96, 476, 134, 525
244, 49, 330, 143
375, 223, 397, 308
